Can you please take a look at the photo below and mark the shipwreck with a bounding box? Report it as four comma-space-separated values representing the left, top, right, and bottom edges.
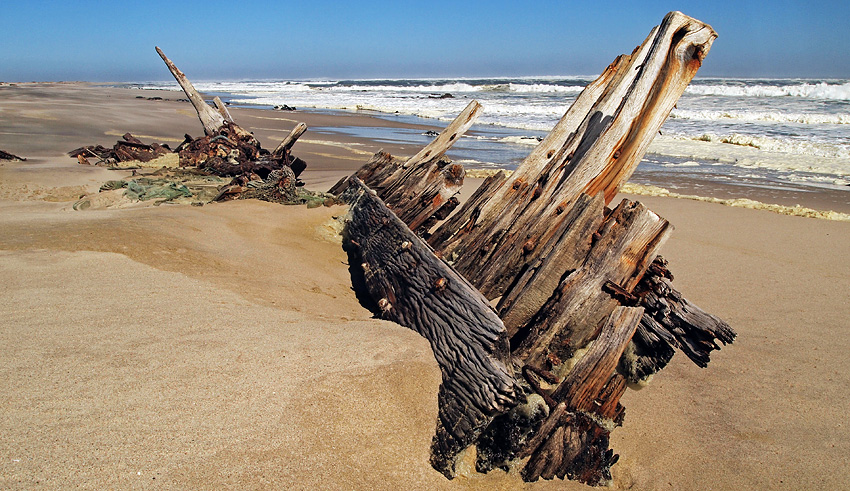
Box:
73, 10, 734, 485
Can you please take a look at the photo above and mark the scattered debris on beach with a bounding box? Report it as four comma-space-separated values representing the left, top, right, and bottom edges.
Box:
70, 48, 335, 209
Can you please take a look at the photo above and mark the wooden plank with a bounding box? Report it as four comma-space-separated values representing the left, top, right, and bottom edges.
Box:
512, 199, 671, 370
339, 177, 520, 478
520, 306, 642, 484
331, 102, 483, 234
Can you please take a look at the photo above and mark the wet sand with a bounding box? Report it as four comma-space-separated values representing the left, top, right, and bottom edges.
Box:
1, 83, 849, 489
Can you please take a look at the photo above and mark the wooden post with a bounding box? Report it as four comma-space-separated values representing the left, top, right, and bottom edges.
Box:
155, 47, 226, 136
404, 100, 482, 169
213, 96, 234, 123
326, 11, 732, 486
273, 122, 307, 157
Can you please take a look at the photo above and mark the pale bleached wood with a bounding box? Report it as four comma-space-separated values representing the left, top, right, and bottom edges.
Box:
431, 12, 715, 302
404, 100, 482, 168
212, 96, 233, 122
155, 47, 226, 136
496, 192, 604, 335
429, 53, 630, 253
273, 122, 307, 157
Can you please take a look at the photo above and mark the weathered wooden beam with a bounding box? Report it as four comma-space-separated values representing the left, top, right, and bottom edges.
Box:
512, 199, 671, 369
520, 307, 641, 484
273, 122, 307, 157
339, 177, 520, 478
155, 47, 226, 136
496, 192, 605, 334
212, 96, 234, 123
430, 12, 716, 304
331, 102, 482, 233
404, 100, 482, 169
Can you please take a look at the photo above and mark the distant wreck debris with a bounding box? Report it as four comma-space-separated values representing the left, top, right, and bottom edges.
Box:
71, 48, 335, 208
0, 149, 26, 161
331, 11, 732, 485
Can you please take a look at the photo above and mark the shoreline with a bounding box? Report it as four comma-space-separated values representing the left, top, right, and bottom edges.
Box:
115, 81, 850, 217
1, 82, 849, 490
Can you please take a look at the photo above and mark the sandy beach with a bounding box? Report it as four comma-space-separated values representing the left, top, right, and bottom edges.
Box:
1, 82, 849, 490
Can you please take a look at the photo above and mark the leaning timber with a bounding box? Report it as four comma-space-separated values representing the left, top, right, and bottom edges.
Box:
333, 11, 734, 485
331, 100, 481, 232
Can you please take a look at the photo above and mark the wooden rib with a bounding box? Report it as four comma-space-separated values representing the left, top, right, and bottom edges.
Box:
212, 96, 233, 122
273, 122, 307, 157
404, 100, 482, 168
155, 46, 225, 136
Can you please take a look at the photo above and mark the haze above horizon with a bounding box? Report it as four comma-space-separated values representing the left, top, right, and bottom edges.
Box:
2, 0, 848, 81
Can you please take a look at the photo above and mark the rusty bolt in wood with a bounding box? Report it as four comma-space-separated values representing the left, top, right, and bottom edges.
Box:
434, 277, 448, 291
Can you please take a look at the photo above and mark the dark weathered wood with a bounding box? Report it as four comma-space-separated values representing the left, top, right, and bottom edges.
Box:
339, 177, 520, 478
635, 256, 736, 368
522, 306, 642, 484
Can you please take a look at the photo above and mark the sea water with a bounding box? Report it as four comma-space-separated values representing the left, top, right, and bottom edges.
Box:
134, 77, 850, 211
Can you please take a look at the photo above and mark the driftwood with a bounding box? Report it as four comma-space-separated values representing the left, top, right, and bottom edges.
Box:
334, 11, 734, 485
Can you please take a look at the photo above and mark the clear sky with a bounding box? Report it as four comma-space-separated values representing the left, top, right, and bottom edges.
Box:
2, 0, 848, 81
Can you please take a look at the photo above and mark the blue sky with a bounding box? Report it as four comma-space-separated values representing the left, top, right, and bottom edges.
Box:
2, 0, 848, 81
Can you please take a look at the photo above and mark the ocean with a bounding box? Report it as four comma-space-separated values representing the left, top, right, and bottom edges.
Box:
134, 77, 850, 214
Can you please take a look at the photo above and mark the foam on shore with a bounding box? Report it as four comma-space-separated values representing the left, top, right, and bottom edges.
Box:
620, 182, 850, 221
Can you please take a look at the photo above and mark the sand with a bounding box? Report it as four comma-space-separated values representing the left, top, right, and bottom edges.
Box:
1, 83, 849, 490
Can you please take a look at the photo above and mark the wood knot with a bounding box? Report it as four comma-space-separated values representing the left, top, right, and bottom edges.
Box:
377, 298, 392, 312
613, 149, 621, 159
434, 277, 448, 291
546, 149, 555, 159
